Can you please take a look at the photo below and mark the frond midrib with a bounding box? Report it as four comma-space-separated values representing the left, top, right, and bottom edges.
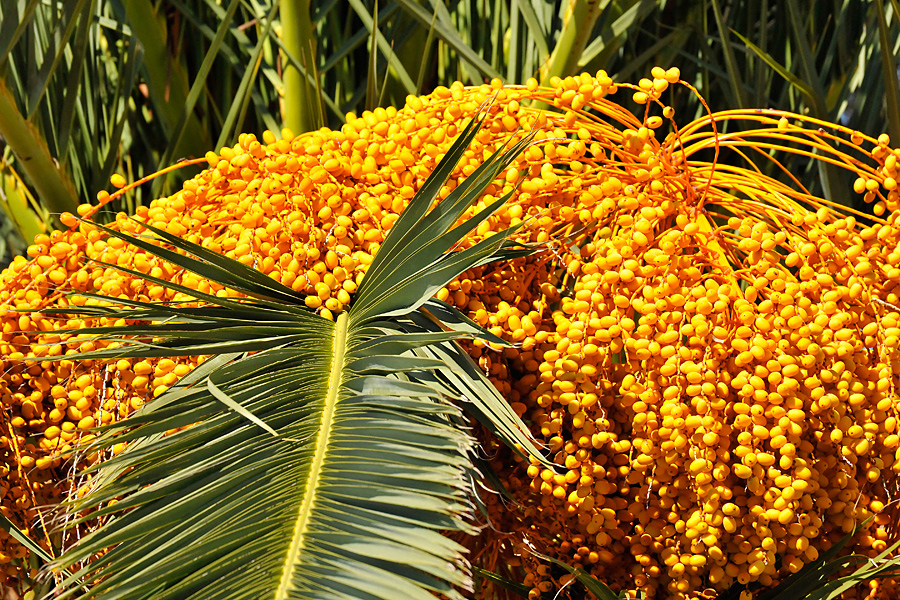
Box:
275, 311, 348, 599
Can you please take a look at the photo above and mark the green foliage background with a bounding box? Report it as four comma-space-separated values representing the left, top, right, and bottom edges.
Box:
2, 0, 900, 269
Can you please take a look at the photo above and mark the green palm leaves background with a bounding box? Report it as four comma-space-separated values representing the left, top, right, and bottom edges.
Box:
3, 1, 900, 599
3, 0, 900, 267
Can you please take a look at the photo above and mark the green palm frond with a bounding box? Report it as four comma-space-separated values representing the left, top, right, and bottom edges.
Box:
754, 517, 900, 600
37, 110, 552, 600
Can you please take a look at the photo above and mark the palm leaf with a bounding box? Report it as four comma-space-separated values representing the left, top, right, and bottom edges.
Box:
123, 1, 211, 161
756, 517, 900, 600
709, 0, 747, 108
393, 0, 502, 81
40, 109, 550, 600
519, 542, 621, 600
0, 514, 54, 566
0, 74, 78, 217
155, 0, 243, 173
215, 1, 280, 150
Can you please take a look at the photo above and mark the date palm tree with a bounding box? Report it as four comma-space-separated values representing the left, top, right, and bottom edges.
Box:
3, 3, 900, 599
